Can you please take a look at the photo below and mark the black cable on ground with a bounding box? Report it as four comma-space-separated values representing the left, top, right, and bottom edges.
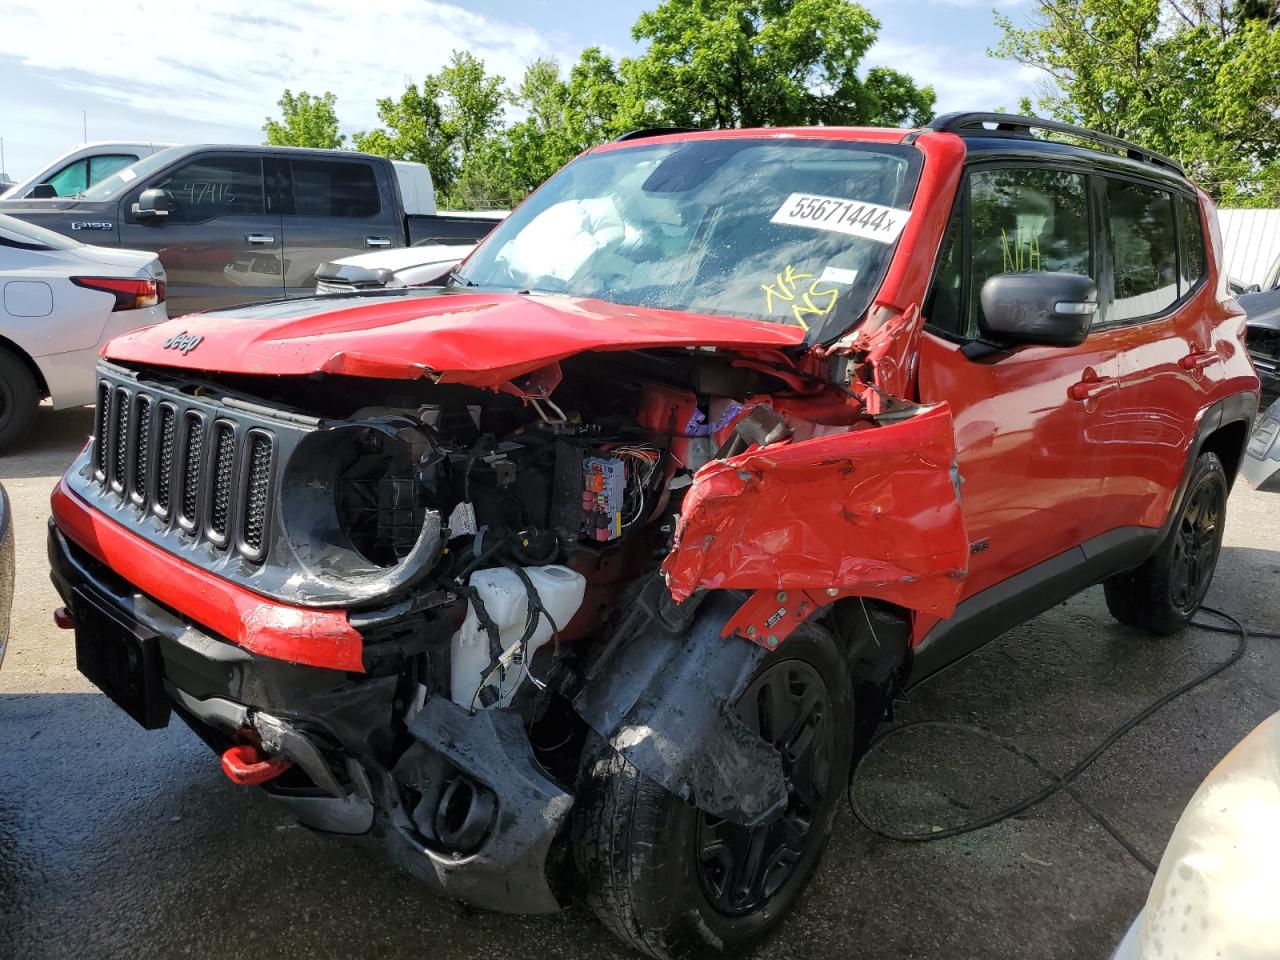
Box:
848, 606, 1280, 874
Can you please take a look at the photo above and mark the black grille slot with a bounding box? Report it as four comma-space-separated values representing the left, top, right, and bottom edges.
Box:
82, 369, 289, 566
179, 414, 205, 528
155, 404, 177, 516
110, 388, 130, 492
208, 422, 236, 542
130, 396, 153, 505
94, 381, 110, 479
241, 433, 273, 557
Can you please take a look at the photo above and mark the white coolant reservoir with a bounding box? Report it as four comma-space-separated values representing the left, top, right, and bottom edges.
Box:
450, 565, 586, 709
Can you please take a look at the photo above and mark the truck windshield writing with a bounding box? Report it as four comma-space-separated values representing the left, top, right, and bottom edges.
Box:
456, 137, 921, 342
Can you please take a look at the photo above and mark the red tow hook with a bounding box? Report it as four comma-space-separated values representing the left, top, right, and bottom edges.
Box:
54, 606, 75, 629
220, 744, 293, 786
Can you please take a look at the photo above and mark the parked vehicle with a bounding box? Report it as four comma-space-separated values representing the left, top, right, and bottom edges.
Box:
0, 141, 174, 200
0, 482, 12, 671
1238, 251, 1280, 404
48, 114, 1259, 959
0, 213, 166, 448
0, 146, 501, 315
315, 240, 480, 294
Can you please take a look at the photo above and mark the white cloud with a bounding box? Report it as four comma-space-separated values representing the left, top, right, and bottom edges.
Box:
867, 36, 1042, 114
0, 0, 568, 138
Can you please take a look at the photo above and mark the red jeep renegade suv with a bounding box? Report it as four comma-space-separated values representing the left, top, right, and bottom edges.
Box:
49, 114, 1259, 958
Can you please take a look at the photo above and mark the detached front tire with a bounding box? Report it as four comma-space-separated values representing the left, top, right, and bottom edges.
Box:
573, 623, 854, 960
0, 348, 39, 451
1104, 451, 1228, 635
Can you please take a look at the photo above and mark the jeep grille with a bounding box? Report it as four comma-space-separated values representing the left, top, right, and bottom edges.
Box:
87, 370, 286, 565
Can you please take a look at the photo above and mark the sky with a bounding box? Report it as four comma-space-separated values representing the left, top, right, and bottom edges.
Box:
0, 0, 1041, 181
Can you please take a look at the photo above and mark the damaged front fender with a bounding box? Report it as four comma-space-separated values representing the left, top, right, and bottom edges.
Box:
661, 403, 968, 618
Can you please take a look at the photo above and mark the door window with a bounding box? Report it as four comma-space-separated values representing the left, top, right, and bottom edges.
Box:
150, 156, 265, 223
44, 160, 89, 197
926, 167, 1092, 339
926, 204, 965, 337
289, 160, 380, 218
1177, 193, 1205, 295
1105, 179, 1178, 321
87, 154, 138, 187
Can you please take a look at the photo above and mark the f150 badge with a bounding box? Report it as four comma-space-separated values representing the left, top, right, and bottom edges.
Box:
162, 331, 203, 354
70, 221, 113, 231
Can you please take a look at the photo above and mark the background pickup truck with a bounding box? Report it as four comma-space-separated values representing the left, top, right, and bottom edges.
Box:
0, 145, 500, 315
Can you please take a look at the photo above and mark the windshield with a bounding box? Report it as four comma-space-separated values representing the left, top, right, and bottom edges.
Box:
0, 213, 80, 250
82, 147, 187, 201
456, 137, 921, 343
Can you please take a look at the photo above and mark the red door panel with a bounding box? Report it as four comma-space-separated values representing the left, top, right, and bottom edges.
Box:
917, 331, 1125, 601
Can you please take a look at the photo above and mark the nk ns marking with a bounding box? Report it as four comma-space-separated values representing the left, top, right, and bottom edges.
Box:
162, 332, 203, 354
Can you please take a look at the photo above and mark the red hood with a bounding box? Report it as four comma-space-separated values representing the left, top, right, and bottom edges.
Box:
104, 290, 807, 387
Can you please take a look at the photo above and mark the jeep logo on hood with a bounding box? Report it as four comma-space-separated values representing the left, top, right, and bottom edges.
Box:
162, 331, 203, 355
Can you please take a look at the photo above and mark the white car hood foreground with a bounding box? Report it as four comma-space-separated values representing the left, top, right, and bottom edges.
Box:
1113, 711, 1280, 959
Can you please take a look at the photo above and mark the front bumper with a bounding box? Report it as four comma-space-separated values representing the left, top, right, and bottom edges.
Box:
48, 521, 572, 914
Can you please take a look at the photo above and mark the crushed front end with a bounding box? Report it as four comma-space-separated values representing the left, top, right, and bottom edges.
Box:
49, 128, 972, 923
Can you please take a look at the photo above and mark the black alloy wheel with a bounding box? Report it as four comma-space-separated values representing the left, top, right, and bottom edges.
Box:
696, 658, 834, 916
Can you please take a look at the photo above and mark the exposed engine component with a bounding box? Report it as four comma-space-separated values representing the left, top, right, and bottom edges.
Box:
450, 564, 587, 709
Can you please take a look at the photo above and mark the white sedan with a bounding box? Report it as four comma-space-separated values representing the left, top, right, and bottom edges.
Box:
0, 214, 167, 448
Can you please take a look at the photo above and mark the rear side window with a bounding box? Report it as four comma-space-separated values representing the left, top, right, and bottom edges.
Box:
151, 156, 265, 223
1106, 180, 1178, 322
289, 160, 380, 218
1177, 194, 1205, 294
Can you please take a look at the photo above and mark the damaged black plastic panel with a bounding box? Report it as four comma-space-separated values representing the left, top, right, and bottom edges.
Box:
573, 586, 788, 826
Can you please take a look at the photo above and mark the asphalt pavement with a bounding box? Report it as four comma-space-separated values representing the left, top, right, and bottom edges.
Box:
2, 404, 1279, 960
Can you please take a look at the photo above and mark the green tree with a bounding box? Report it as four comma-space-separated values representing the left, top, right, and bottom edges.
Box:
620, 0, 935, 128
452, 49, 632, 207
353, 51, 506, 200
262, 90, 345, 148
994, 0, 1280, 205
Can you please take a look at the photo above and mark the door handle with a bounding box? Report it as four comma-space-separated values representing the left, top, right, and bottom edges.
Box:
1068, 376, 1120, 402
245, 233, 276, 245
365, 236, 392, 247
1179, 350, 1219, 371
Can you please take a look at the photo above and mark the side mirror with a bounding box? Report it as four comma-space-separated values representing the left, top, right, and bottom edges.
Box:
131, 188, 173, 221
28, 183, 57, 199
979, 272, 1097, 347
1242, 283, 1262, 296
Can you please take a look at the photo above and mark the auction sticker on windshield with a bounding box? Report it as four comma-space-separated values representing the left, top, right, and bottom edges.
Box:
771, 194, 910, 243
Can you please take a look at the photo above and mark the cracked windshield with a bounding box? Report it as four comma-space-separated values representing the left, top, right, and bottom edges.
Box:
456, 138, 922, 342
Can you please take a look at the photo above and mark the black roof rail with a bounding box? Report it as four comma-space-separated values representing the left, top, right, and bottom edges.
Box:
927, 112, 1185, 177
614, 127, 703, 142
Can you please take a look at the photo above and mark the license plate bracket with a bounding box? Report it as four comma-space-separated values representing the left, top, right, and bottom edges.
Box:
73, 588, 171, 730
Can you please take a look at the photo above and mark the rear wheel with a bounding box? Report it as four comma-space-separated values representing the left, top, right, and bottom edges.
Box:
1104, 451, 1228, 634
0, 348, 39, 451
574, 624, 854, 960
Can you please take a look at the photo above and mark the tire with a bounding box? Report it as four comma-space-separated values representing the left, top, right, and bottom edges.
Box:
1104, 451, 1228, 635
0, 348, 40, 451
573, 623, 854, 960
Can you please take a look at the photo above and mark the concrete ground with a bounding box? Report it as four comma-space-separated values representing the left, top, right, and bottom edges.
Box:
2, 404, 1278, 960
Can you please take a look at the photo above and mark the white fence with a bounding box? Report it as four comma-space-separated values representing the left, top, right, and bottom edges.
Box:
1218, 208, 1280, 286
